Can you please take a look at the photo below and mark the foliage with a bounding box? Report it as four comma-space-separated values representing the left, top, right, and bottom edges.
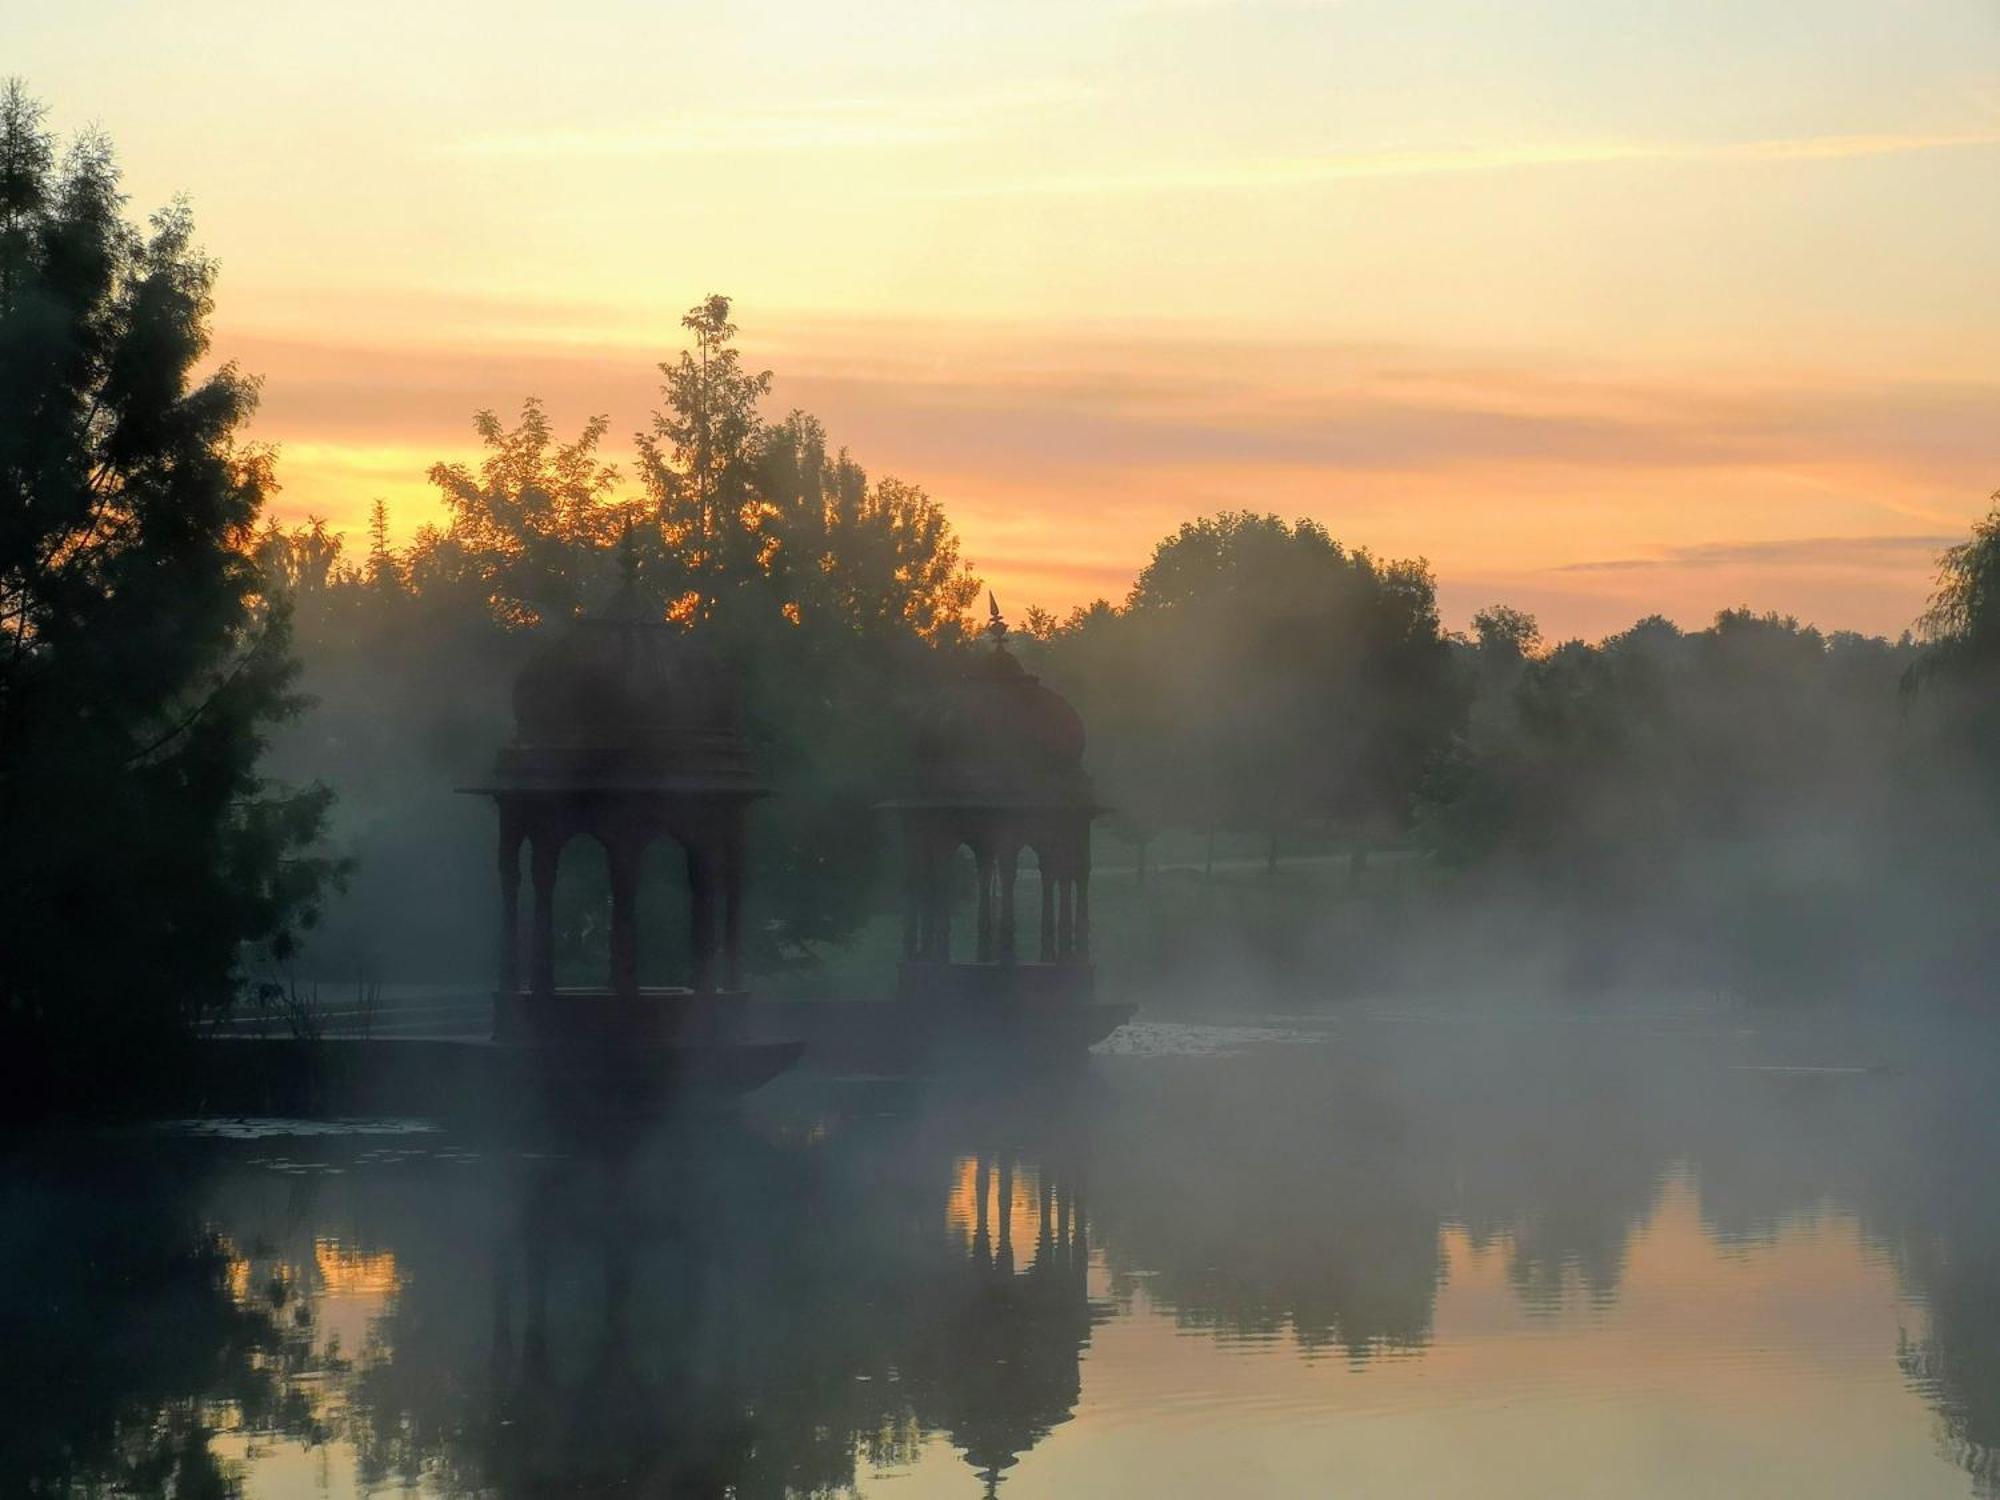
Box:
1908, 491, 2000, 769
1024, 512, 1459, 859
0, 82, 337, 1066
423, 399, 632, 624
1920, 491, 2000, 657
1421, 610, 1916, 870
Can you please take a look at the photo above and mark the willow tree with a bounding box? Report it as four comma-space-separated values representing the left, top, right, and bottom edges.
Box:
1918, 494, 2000, 682
0, 83, 337, 1073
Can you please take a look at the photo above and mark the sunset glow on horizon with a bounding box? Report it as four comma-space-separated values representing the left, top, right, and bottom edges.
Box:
16, 0, 1999, 638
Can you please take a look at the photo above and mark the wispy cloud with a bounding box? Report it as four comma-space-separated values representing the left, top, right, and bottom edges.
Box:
449, 113, 948, 158
1553, 535, 1957, 574
925, 129, 2000, 197
972, 551, 1141, 589
229, 323, 2000, 491
224, 318, 1993, 636
445, 89, 1079, 159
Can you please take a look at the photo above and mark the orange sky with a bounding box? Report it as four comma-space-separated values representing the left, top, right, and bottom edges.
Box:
14, 0, 2000, 639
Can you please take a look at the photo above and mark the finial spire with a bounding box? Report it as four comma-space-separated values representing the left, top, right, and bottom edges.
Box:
986, 590, 1007, 648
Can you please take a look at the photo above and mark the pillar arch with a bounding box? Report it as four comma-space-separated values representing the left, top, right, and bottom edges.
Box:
902, 824, 924, 960
997, 841, 1019, 965
892, 803, 1098, 1007
606, 830, 642, 1001
721, 814, 746, 994
527, 827, 562, 1001
920, 832, 954, 963
1076, 832, 1092, 956
497, 805, 526, 995
686, 828, 719, 995
1037, 847, 1057, 963
974, 841, 995, 963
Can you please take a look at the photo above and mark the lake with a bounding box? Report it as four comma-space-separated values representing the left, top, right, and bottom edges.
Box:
4, 1003, 1997, 1497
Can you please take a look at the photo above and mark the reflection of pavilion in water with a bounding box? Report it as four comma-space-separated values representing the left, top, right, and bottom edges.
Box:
462, 1136, 1105, 1497
935, 1151, 1098, 1494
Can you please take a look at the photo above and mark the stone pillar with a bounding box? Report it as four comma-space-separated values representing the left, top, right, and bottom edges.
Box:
974, 844, 994, 963
1075, 850, 1091, 958
721, 814, 746, 994
607, 832, 641, 1001
528, 829, 560, 1000
924, 835, 952, 962
1039, 857, 1056, 963
903, 827, 923, 960
497, 808, 524, 994
998, 843, 1018, 964
689, 840, 718, 994
1056, 871, 1075, 959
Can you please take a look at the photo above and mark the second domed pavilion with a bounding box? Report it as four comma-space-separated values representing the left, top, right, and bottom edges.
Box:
891, 599, 1100, 1006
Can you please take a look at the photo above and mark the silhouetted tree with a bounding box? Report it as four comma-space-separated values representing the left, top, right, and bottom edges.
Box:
636, 293, 773, 616
0, 82, 337, 1076
1909, 492, 2000, 774
423, 398, 632, 624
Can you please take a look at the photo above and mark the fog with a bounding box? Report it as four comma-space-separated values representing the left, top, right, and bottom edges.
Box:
253, 478, 2000, 1023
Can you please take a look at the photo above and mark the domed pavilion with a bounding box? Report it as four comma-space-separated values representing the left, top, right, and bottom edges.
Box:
890, 598, 1101, 1014
466, 578, 765, 1043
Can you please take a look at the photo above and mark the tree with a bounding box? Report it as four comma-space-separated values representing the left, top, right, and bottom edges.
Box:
1919, 493, 2000, 661
0, 82, 338, 1073
424, 398, 632, 625
754, 410, 978, 642
636, 294, 773, 617
364, 497, 402, 594
1909, 492, 2000, 772
1104, 512, 1456, 863
1470, 604, 1541, 661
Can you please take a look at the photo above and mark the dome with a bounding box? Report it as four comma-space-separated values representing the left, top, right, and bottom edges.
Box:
908, 641, 1094, 808
490, 602, 760, 793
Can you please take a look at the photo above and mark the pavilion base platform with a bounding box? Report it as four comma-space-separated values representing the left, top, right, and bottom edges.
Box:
907, 997, 1136, 1062
180, 1032, 802, 1124
499, 980, 1133, 1073
730, 1000, 1129, 1072
887, 961, 1134, 1063
494, 986, 763, 1047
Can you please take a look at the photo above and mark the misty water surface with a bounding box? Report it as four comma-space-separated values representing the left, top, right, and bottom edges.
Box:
5, 1005, 1998, 1498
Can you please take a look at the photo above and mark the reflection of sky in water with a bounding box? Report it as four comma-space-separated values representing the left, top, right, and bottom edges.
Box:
14, 1014, 1999, 1499
987, 1182, 1943, 1500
